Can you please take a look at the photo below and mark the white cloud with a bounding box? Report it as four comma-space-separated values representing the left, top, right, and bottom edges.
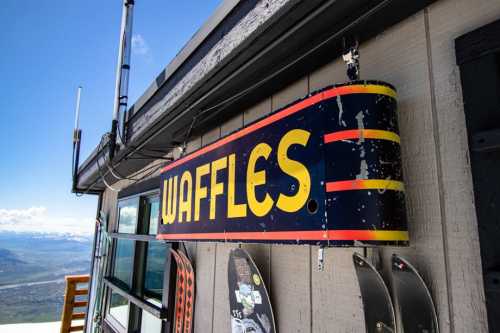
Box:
0, 207, 47, 223
0, 206, 94, 237
119, 206, 137, 219
131, 34, 150, 56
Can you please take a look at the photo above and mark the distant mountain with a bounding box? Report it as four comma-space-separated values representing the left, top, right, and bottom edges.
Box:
0, 231, 92, 285
0, 231, 92, 324
0, 230, 93, 243
0, 248, 25, 265
0, 248, 33, 283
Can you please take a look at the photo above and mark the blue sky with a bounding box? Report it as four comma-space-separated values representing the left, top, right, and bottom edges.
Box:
0, 0, 220, 235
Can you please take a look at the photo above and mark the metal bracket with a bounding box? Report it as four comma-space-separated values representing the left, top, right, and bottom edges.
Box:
342, 37, 360, 81
391, 254, 439, 333
353, 253, 396, 333
318, 247, 325, 271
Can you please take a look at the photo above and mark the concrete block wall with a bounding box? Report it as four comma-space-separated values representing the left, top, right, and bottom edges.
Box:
98, 0, 500, 331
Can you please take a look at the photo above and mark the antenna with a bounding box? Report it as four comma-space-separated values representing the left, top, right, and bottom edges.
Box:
109, 0, 134, 161
72, 86, 83, 193
74, 86, 82, 130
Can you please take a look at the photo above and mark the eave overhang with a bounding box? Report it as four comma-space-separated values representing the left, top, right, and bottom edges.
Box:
75, 0, 435, 193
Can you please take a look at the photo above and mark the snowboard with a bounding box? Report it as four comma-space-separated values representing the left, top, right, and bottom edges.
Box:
228, 248, 275, 333
171, 249, 186, 333
178, 250, 195, 333
353, 252, 396, 333
391, 254, 439, 333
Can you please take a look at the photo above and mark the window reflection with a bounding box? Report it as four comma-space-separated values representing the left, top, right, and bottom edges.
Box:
144, 241, 167, 300
118, 199, 138, 233
148, 198, 160, 235
140, 304, 162, 332
109, 291, 129, 329
113, 239, 134, 288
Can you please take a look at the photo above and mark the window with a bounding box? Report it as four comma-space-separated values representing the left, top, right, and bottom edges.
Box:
144, 241, 167, 300
117, 198, 139, 233
104, 190, 176, 333
141, 308, 163, 332
112, 239, 134, 289
109, 292, 129, 329
147, 197, 160, 235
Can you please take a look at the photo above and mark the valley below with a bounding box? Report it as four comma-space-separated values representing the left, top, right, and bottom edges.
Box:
0, 232, 92, 324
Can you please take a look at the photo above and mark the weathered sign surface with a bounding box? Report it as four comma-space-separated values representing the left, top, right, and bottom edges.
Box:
158, 81, 408, 246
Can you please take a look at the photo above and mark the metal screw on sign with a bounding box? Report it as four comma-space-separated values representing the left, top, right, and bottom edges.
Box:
376, 321, 394, 333
317, 247, 325, 271
393, 258, 405, 270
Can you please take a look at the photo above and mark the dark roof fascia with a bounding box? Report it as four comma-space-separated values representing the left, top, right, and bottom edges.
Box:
76, 0, 301, 191
75, 0, 251, 191
126, 0, 242, 120
76, 0, 436, 192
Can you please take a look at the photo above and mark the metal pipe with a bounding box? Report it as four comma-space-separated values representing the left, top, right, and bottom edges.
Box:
72, 86, 83, 192
110, 0, 134, 160
74, 86, 82, 130
72, 129, 82, 192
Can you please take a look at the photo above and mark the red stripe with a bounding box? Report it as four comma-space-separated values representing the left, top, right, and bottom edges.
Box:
326, 179, 366, 192
156, 230, 400, 241
324, 130, 362, 143
161, 85, 390, 174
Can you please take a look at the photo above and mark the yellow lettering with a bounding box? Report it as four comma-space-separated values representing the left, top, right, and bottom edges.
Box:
162, 176, 178, 224
210, 157, 227, 220
227, 154, 247, 218
246, 143, 274, 217
178, 171, 193, 222
276, 129, 311, 212
194, 163, 210, 221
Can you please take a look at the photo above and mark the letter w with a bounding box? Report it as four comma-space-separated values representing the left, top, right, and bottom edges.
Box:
162, 176, 178, 224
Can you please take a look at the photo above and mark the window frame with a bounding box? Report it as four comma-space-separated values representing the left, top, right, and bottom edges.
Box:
103, 189, 177, 333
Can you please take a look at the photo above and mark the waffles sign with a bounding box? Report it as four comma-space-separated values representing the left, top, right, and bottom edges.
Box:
158, 82, 408, 246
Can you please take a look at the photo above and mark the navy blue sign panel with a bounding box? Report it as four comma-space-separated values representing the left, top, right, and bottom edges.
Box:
158, 81, 408, 246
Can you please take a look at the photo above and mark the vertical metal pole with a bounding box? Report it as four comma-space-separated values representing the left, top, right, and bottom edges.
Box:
110, 0, 134, 160
72, 87, 83, 192
74, 86, 82, 130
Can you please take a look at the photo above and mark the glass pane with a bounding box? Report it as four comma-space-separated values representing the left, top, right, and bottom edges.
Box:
148, 198, 160, 235
140, 307, 163, 332
118, 198, 138, 233
113, 239, 134, 288
144, 241, 168, 300
109, 291, 129, 329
